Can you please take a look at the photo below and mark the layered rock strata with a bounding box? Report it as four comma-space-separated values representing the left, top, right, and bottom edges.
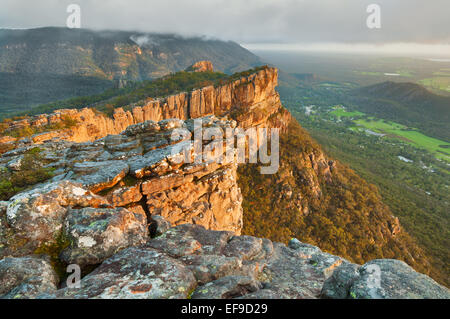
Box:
2, 67, 287, 144
0, 116, 244, 261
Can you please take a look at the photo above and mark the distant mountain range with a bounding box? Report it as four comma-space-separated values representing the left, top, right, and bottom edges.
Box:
353, 81, 450, 142
0, 27, 262, 114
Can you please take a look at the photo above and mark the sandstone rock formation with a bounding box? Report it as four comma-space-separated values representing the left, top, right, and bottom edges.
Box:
186, 61, 214, 73
0, 65, 288, 263
0, 255, 59, 299
1, 66, 287, 144
0, 116, 245, 263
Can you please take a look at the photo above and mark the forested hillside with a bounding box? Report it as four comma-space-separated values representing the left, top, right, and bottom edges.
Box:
273, 77, 449, 287
237, 119, 441, 285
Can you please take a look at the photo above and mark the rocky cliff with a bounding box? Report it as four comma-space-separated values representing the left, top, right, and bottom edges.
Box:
2, 66, 287, 143
0, 116, 244, 260
0, 63, 447, 298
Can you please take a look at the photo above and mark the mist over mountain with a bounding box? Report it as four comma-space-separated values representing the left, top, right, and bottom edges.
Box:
0, 27, 262, 115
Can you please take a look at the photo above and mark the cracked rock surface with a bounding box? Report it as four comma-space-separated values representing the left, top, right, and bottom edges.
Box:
1, 220, 447, 299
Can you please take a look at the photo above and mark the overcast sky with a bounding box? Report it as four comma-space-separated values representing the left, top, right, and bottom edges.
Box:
1, 0, 449, 46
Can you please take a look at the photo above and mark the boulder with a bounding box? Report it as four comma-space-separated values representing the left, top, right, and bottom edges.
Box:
288, 238, 322, 258
191, 276, 262, 299
60, 207, 148, 267
255, 242, 344, 299
349, 259, 450, 299
147, 224, 233, 256
180, 254, 242, 285
223, 236, 265, 261
5, 181, 109, 253
321, 262, 361, 299
0, 256, 58, 299
146, 227, 203, 258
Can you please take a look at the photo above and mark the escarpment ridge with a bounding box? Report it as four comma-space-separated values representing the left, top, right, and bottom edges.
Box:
1, 66, 287, 144
0, 63, 448, 298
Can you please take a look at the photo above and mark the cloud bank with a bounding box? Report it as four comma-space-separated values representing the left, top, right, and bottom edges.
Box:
1, 0, 449, 45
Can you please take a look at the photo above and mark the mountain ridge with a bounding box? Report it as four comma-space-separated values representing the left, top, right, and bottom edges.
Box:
0, 27, 262, 115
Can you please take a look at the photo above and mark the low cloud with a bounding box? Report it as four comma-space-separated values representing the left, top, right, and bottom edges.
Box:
0, 0, 449, 44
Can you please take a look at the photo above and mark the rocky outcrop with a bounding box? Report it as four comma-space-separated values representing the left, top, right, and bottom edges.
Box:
1, 220, 448, 299
0, 116, 244, 262
2, 181, 109, 257
60, 207, 148, 267
186, 61, 214, 73
0, 65, 285, 243
0, 65, 286, 260
322, 259, 450, 299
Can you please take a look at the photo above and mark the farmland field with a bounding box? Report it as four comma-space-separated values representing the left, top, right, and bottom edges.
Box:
330, 108, 365, 118
353, 118, 450, 161
419, 77, 450, 93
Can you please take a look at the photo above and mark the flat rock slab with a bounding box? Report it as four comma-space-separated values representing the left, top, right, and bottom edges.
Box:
71, 160, 129, 193
48, 247, 196, 299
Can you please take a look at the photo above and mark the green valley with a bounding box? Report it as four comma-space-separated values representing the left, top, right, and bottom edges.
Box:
276, 79, 449, 287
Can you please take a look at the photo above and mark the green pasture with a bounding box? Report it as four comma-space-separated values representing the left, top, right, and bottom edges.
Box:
354, 118, 450, 161
330, 109, 365, 118
419, 77, 450, 92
